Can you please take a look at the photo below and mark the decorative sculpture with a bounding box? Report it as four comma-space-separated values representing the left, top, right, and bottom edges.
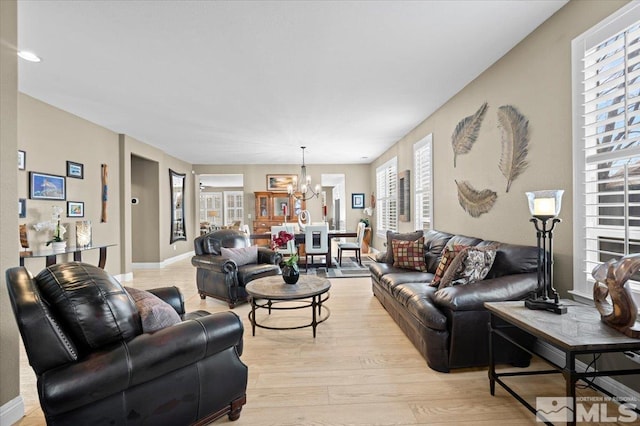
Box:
451, 102, 488, 167
298, 210, 311, 231
455, 180, 497, 218
497, 105, 530, 193
592, 254, 640, 338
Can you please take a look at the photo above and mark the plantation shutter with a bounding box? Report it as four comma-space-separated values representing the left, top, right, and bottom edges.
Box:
580, 19, 640, 286
376, 157, 397, 236
414, 134, 433, 231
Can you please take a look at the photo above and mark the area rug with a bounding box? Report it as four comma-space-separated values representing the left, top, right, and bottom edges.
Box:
307, 256, 374, 279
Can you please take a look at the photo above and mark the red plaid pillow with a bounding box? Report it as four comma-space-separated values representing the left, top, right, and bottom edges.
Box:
430, 244, 468, 287
392, 237, 427, 272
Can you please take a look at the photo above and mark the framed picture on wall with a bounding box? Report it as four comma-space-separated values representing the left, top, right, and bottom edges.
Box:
29, 172, 66, 200
352, 193, 365, 209
67, 201, 84, 217
66, 161, 84, 179
18, 150, 25, 170
266, 174, 297, 192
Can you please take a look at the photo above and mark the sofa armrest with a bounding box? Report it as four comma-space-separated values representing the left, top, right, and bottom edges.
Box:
191, 255, 238, 274
146, 286, 185, 315
40, 311, 244, 416
257, 247, 283, 265
432, 273, 537, 311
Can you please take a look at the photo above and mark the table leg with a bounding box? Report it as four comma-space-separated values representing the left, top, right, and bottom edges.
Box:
74, 250, 82, 262
250, 297, 256, 337
45, 255, 56, 267
488, 315, 496, 396
564, 352, 577, 426
312, 295, 318, 338
98, 246, 108, 269
326, 243, 332, 269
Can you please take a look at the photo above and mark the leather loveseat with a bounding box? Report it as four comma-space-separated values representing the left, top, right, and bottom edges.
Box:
192, 229, 282, 308
369, 229, 539, 373
6, 262, 248, 425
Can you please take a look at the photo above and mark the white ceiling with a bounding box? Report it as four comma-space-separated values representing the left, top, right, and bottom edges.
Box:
17, 0, 567, 165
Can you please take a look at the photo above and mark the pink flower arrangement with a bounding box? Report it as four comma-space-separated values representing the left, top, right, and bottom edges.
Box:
271, 230, 299, 269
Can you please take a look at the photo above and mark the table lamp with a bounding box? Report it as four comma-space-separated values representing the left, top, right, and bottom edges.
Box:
525, 190, 567, 314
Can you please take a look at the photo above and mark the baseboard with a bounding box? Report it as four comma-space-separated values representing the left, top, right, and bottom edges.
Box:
535, 340, 640, 402
0, 396, 24, 426
114, 272, 134, 282
132, 251, 194, 270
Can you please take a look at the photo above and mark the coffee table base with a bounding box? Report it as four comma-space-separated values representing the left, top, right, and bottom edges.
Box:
248, 292, 330, 338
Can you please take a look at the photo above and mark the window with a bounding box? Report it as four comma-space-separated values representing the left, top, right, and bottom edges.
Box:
572, 2, 640, 308
224, 191, 244, 225
376, 157, 397, 237
414, 134, 433, 231
200, 192, 222, 225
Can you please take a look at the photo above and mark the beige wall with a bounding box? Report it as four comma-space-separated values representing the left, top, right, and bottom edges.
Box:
1, 0, 20, 409
131, 155, 160, 262
371, 0, 629, 298
18, 94, 122, 274
193, 164, 371, 231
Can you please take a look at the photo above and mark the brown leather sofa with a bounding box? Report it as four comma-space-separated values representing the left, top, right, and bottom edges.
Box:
6, 262, 248, 425
369, 230, 538, 373
192, 229, 282, 308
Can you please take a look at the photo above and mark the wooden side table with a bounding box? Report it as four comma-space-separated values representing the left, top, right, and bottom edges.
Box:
485, 301, 640, 425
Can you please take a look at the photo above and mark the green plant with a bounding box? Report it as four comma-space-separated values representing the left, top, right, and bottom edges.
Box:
359, 217, 370, 228
46, 220, 65, 245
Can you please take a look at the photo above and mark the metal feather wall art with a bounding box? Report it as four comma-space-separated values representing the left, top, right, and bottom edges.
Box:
455, 180, 497, 218
497, 105, 530, 192
451, 102, 488, 167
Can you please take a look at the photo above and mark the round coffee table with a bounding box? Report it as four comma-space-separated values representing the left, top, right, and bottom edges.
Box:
245, 275, 331, 338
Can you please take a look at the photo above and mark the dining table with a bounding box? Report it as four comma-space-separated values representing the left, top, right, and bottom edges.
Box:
249, 229, 357, 268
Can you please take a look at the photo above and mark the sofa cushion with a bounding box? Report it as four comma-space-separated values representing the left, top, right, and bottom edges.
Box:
125, 287, 181, 333
430, 244, 468, 287
36, 262, 141, 351
477, 241, 539, 278
404, 290, 448, 331
392, 237, 427, 272
438, 245, 497, 289
380, 271, 435, 294
221, 245, 258, 266
384, 230, 424, 264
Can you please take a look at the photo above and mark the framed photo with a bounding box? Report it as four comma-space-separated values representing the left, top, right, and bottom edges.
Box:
266, 174, 297, 192
352, 193, 365, 209
18, 198, 26, 218
18, 150, 25, 170
29, 172, 66, 200
67, 201, 84, 217
66, 161, 84, 179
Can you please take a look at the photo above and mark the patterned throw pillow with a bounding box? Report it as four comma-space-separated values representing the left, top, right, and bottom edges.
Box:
430, 244, 468, 287
437, 246, 497, 290
392, 237, 427, 272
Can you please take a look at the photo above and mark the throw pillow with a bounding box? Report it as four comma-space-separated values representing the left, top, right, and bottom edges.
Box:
430, 244, 468, 287
437, 245, 498, 289
385, 230, 424, 264
392, 237, 427, 272
125, 287, 181, 333
221, 245, 258, 266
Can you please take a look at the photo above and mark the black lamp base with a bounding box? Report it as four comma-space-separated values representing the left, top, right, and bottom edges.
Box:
525, 297, 567, 315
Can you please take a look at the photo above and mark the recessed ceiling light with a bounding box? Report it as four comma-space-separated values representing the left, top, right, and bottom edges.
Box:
18, 51, 41, 62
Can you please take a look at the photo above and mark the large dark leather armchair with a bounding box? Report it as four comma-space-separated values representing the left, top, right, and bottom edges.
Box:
6, 262, 248, 425
192, 229, 282, 308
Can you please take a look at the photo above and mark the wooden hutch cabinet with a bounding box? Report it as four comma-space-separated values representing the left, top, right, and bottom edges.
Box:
253, 191, 305, 236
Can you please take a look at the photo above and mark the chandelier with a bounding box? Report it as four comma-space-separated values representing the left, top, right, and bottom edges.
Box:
288, 146, 320, 201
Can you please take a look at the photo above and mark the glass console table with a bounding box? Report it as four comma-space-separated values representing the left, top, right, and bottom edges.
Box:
19, 244, 116, 269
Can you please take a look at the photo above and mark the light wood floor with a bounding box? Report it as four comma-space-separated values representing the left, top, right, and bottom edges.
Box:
15, 258, 638, 425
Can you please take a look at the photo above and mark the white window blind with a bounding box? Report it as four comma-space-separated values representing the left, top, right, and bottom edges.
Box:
376, 157, 397, 237
414, 134, 433, 231
573, 2, 640, 306
224, 191, 244, 225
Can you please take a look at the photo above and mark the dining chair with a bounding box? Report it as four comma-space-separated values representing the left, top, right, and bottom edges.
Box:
304, 223, 329, 271
337, 222, 366, 266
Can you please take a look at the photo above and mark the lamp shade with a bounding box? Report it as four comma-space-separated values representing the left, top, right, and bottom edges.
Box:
526, 190, 564, 219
